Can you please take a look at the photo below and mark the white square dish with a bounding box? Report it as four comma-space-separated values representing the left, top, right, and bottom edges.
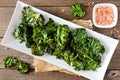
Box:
1, 1, 119, 80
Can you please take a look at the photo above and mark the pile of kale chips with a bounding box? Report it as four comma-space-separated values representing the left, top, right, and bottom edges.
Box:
3, 56, 30, 74
13, 6, 105, 71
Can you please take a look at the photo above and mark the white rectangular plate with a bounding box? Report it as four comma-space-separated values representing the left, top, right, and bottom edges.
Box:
1, 1, 119, 80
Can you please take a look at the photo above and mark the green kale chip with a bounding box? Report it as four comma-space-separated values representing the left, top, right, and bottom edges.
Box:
30, 44, 44, 56
3, 56, 18, 67
13, 23, 26, 43
3, 56, 30, 74
70, 28, 105, 71
13, 23, 34, 48
55, 24, 70, 49
15, 60, 29, 74
71, 28, 87, 44
32, 23, 50, 55
70, 3, 85, 18
13, 6, 45, 55
22, 6, 45, 27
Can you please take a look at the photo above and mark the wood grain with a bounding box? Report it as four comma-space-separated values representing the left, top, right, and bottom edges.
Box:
0, 0, 120, 7
0, 69, 87, 80
0, 0, 120, 80
0, 69, 120, 80
104, 70, 120, 80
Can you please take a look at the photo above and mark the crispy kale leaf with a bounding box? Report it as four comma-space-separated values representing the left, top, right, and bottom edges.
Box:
22, 6, 45, 27
30, 43, 44, 56
55, 24, 70, 49
32, 27, 48, 55
71, 28, 87, 45
3, 56, 18, 67
13, 6, 45, 55
22, 6, 46, 56
72, 60, 84, 71
15, 60, 29, 74
62, 50, 73, 65
44, 19, 70, 50
70, 3, 85, 18
52, 48, 73, 65
32, 18, 70, 55
87, 37, 105, 64
13, 23, 26, 43
71, 28, 105, 71
87, 37, 105, 54
44, 19, 58, 50
13, 23, 34, 48
13, 7, 34, 48
24, 26, 34, 48
3, 56, 30, 74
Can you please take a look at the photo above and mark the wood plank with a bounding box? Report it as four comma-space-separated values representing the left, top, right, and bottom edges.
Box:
104, 69, 120, 80
0, 0, 120, 7
0, 69, 87, 80
108, 59, 120, 69
0, 68, 120, 80
0, 8, 13, 30
1, 68, 120, 80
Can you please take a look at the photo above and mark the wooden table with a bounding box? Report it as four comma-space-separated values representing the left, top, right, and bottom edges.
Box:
0, 0, 120, 80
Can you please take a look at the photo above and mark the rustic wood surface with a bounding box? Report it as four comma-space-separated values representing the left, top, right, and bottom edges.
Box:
0, 0, 120, 80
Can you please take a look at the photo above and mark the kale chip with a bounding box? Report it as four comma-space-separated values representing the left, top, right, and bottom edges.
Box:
70, 3, 85, 18
3, 56, 30, 74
